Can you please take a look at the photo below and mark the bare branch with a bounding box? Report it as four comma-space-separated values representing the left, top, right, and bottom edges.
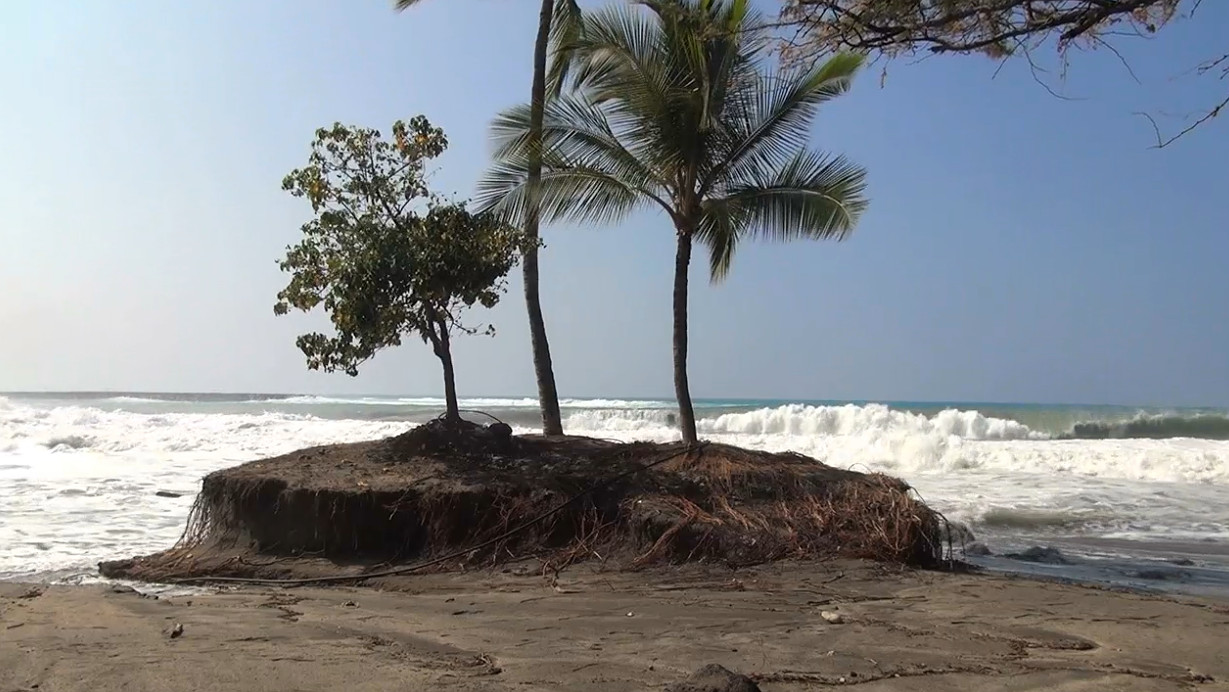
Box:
772, 0, 1223, 144
1088, 34, 1143, 84
1139, 92, 1229, 147
779, 0, 1175, 58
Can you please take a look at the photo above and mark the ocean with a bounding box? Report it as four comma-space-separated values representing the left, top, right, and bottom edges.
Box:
3, 392, 1228, 593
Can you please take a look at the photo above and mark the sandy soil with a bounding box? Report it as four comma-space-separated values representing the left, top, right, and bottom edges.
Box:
2, 561, 1226, 691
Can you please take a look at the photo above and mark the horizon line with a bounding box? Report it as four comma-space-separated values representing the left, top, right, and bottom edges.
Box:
3, 390, 1226, 411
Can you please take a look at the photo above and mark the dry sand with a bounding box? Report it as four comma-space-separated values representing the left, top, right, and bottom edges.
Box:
2, 561, 1226, 691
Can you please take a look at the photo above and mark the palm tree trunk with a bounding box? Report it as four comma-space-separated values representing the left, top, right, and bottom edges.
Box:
432, 319, 461, 422
524, 0, 564, 436
672, 230, 699, 445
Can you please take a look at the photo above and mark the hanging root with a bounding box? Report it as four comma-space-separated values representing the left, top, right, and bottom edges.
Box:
100, 427, 944, 584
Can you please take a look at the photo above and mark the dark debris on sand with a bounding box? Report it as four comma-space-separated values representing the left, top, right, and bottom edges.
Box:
667, 664, 761, 692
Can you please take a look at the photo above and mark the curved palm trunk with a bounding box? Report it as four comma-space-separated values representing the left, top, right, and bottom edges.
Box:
525, 0, 565, 436
672, 230, 699, 444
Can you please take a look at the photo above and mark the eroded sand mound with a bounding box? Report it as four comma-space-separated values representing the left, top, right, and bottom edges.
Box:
101, 419, 944, 583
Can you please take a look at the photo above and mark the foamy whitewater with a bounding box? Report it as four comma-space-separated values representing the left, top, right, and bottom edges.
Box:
3, 393, 1229, 590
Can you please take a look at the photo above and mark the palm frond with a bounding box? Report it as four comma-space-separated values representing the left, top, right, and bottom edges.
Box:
476, 160, 648, 228
578, 2, 746, 188
706, 52, 864, 193
547, 0, 585, 97
565, 3, 672, 110
392, 0, 425, 10
695, 0, 764, 126
698, 149, 867, 280
697, 201, 740, 280
489, 97, 668, 202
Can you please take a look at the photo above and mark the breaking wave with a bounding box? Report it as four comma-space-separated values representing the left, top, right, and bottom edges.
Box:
699, 404, 1039, 440
564, 403, 1041, 441
1063, 413, 1229, 441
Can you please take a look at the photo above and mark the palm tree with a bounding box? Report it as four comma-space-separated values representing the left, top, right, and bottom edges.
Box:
477, 0, 868, 445
394, 0, 580, 436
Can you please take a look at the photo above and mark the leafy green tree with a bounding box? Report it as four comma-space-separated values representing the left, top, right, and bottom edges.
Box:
276, 119, 528, 421
395, 0, 584, 436
478, 0, 868, 444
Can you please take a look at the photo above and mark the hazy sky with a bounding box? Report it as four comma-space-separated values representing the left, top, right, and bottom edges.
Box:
3, 1, 1227, 405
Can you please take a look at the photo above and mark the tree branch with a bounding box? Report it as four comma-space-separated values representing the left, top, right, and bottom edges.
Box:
772, 1, 1225, 145
1139, 91, 1228, 147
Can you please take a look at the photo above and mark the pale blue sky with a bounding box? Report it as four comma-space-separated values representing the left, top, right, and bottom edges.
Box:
2, 0, 1227, 405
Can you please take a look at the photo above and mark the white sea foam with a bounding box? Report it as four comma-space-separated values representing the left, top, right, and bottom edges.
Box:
0, 401, 405, 580
703, 404, 1041, 440
565, 403, 1228, 483
2, 397, 1229, 580
0, 403, 403, 457
565, 403, 1040, 439
560, 403, 1229, 553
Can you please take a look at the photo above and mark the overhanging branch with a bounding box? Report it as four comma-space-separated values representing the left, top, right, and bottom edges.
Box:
771, 0, 1223, 146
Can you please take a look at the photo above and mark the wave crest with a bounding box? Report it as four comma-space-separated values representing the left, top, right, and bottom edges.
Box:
697, 403, 1040, 440
43, 435, 93, 450
1065, 414, 1229, 441
559, 404, 1229, 484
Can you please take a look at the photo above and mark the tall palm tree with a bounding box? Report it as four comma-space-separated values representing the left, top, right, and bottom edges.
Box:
395, 0, 580, 436
477, 0, 868, 445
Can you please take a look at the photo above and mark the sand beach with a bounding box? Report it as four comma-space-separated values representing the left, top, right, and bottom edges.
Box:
3, 561, 1226, 691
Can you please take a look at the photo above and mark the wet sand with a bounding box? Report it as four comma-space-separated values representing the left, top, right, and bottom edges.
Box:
2, 561, 1226, 691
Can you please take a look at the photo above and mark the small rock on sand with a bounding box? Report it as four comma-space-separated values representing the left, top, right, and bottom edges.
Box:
965, 542, 993, 556
820, 610, 844, 624
164, 623, 184, 639
1134, 568, 1191, 581
667, 664, 760, 692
